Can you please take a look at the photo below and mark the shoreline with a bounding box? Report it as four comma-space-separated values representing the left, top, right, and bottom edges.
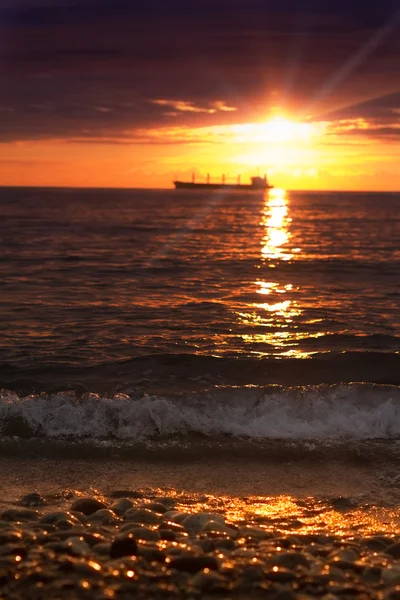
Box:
1, 451, 399, 509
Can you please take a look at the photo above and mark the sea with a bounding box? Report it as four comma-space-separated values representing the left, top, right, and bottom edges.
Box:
0, 186, 400, 462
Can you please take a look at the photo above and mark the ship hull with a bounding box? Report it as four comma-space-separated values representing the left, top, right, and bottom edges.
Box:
173, 181, 273, 191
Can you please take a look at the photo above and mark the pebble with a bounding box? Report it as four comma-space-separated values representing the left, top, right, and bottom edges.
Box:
138, 502, 167, 514
1, 508, 40, 521
87, 509, 120, 525
387, 543, 400, 560
70, 498, 107, 516
181, 512, 225, 533
123, 508, 161, 525
110, 498, 134, 516
0, 488, 398, 600
109, 532, 137, 558
169, 555, 219, 573
20, 493, 46, 507
40, 511, 81, 525
121, 525, 161, 542
201, 520, 237, 537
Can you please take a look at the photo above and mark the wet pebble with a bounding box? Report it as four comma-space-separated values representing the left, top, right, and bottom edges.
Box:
109, 533, 137, 559
110, 498, 134, 516
138, 502, 167, 514
169, 554, 219, 573
70, 498, 107, 516
181, 512, 225, 533
0, 487, 399, 600
123, 508, 161, 525
121, 525, 161, 542
20, 493, 46, 507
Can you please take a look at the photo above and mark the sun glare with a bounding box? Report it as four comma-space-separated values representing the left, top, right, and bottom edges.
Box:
262, 117, 314, 143
227, 117, 319, 145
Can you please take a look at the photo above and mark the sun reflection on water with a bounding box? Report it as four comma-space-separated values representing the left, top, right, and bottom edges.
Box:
236, 188, 324, 357
260, 188, 295, 262
164, 490, 400, 536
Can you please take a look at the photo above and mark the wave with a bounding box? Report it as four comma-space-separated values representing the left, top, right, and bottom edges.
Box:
1, 383, 399, 442
2, 351, 400, 396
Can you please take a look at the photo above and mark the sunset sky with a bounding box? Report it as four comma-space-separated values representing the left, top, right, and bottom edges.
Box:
1, 0, 399, 190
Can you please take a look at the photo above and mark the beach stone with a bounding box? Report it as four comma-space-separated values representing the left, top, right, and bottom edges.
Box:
40, 511, 80, 525
47, 529, 106, 546
271, 551, 310, 570
242, 565, 264, 582
70, 498, 107, 516
55, 520, 76, 531
201, 520, 238, 538
330, 548, 359, 562
385, 588, 400, 600
330, 497, 356, 511
163, 510, 183, 521
110, 498, 133, 516
181, 513, 224, 533
329, 559, 363, 573
110, 533, 137, 559
214, 537, 235, 551
366, 536, 392, 551
70, 511, 88, 523
158, 529, 182, 541
274, 592, 297, 600
0, 544, 28, 558
93, 542, 111, 555
1, 508, 40, 522
158, 520, 185, 533
44, 541, 72, 554
386, 542, 400, 559
265, 568, 296, 582
121, 525, 160, 542
123, 508, 160, 525
383, 567, 400, 586
154, 496, 176, 508
88, 509, 120, 525
240, 526, 271, 540
366, 539, 388, 552
196, 538, 214, 553
65, 536, 91, 557
139, 546, 166, 563
362, 566, 382, 584
138, 502, 167, 514
190, 569, 227, 591
20, 493, 45, 507
0, 530, 23, 544
169, 555, 219, 573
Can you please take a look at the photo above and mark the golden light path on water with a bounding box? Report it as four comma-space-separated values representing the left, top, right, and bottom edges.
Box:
90, 489, 399, 538
165, 493, 400, 538
237, 188, 325, 358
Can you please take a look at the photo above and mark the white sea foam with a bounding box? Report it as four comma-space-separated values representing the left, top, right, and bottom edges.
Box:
0, 383, 399, 440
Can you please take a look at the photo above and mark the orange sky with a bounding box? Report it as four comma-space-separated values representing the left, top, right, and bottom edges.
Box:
1, 111, 399, 190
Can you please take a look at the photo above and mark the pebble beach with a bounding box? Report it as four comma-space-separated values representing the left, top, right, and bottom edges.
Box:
1, 457, 400, 600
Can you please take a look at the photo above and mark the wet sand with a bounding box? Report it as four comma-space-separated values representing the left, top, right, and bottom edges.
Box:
1, 455, 399, 527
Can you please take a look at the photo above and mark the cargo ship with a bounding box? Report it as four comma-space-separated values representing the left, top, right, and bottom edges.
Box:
173, 174, 273, 191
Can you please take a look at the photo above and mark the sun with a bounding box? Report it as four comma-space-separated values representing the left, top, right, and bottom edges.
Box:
223, 116, 322, 172
258, 117, 316, 143
222, 117, 319, 145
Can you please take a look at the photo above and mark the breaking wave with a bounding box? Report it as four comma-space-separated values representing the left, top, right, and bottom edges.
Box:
1, 383, 399, 441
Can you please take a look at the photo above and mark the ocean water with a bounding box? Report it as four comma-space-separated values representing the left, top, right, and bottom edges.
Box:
1, 186, 400, 451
